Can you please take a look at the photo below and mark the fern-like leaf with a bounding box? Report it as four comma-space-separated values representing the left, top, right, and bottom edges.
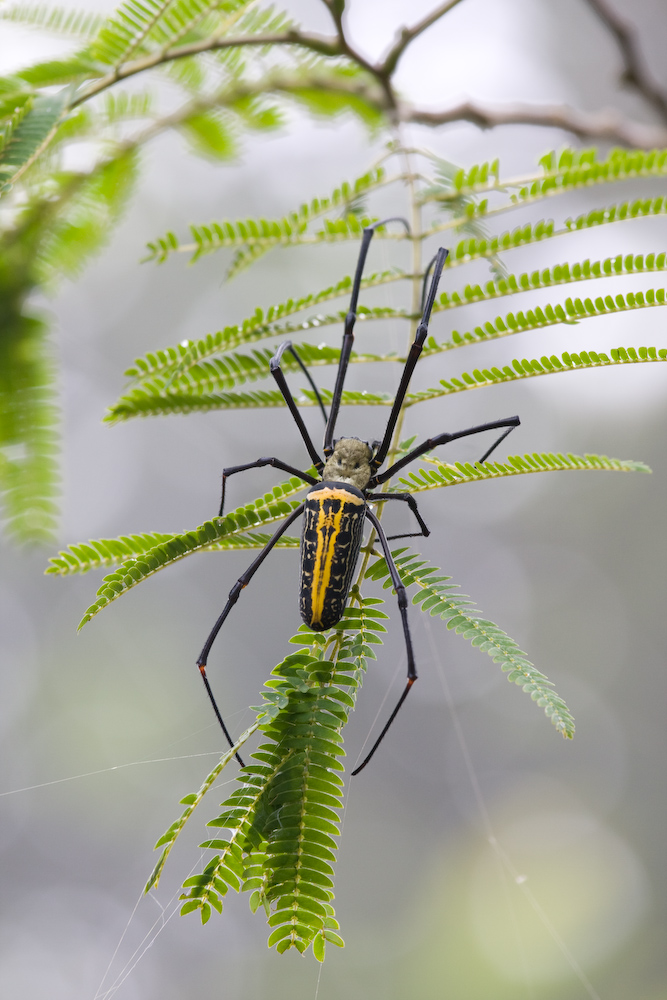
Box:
405, 346, 667, 407
179, 600, 385, 957
72, 478, 310, 625
145, 721, 260, 892
0, 91, 68, 191
0, 3, 104, 38
367, 549, 575, 737
144, 166, 386, 263
394, 451, 650, 493
123, 275, 404, 384
429, 288, 667, 358
421, 146, 667, 210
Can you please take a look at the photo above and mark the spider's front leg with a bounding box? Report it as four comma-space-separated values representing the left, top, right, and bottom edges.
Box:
219, 459, 316, 517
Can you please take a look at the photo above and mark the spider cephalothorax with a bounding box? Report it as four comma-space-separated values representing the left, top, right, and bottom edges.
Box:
198, 220, 519, 773
322, 437, 372, 489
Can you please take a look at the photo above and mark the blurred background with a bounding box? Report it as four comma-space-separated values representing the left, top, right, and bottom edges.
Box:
1, 0, 666, 997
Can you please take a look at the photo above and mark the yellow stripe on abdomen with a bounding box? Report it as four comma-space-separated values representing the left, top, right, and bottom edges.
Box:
303, 486, 364, 629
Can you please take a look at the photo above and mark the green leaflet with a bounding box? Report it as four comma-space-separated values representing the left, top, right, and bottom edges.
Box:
105, 340, 667, 423
0, 3, 105, 39
145, 720, 261, 893
88, 0, 255, 68
437, 252, 667, 311
122, 271, 403, 381
0, 315, 59, 543
406, 346, 667, 406
394, 451, 651, 493
366, 549, 575, 738
64, 450, 648, 622
174, 601, 385, 958
144, 165, 386, 262
421, 146, 667, 215
111, 289, 667, 424
0, 91, 68, 191
69, 475, 310, 625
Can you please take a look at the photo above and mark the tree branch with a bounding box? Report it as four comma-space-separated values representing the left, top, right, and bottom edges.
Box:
317, 0, 400, 117
121, 69, 388, 149
584, 0, 667, 123
405, 97, 667, 148
71, 29, 345, 107
380, 0, 465, 76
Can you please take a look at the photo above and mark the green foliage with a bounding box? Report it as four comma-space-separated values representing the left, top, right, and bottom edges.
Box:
0, 2, 104, 38
395, 451, 650, 493
405, 346, 667, 406
178, 608, 379, 957
68, 481, 307, 626
144, 165, 387, 265
0, 92, 68, 190
367, 548, 575, 737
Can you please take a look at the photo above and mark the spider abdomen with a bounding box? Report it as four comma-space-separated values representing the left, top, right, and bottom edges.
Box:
299, 481, 367, 631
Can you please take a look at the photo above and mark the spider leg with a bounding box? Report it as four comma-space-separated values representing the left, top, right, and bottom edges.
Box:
371, 247, 449, 472
366, 491, 430, 541
197, 502, 305, 765
323, 216, 410, 456
351, 507, 416, 776
370, 416, 521, 487
219, 458, 316, 517
270, 342, 325, 471
276, 341, 329, 424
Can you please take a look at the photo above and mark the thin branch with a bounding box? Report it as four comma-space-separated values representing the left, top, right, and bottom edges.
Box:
317, 0, 399, 117
121, 68, 387, 148
71, 28, 345, 107
405, 97, 667, 148
584, 0, 667, 123
380, 0, 465, 76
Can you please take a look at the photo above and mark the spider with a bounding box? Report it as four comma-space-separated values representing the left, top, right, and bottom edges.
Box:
197, 219, 520, 774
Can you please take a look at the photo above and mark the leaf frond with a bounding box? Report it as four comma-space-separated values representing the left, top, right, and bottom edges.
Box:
144, 165, 386, 263
179, 600, 385, 955
145, 721, 260, 892
430, 287, 667, 358
437, 195, 667, 269
0, 3, 104, 38
421, 146, 667, 210
0, 91, 68, 190
405, 346, 667, 406
366, 549, 575, 737
394, 451, 650, 494
73, 477, 310, 626
437, 251, 667, 313
124, 270, 404, 383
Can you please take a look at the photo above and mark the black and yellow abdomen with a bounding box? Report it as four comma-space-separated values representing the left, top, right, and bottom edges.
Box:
299, 481, 367, 631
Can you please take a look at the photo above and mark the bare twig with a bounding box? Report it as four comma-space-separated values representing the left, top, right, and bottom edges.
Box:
380, 0, 465, 76
584, 0, 667, 123
406, 97, 667, 148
